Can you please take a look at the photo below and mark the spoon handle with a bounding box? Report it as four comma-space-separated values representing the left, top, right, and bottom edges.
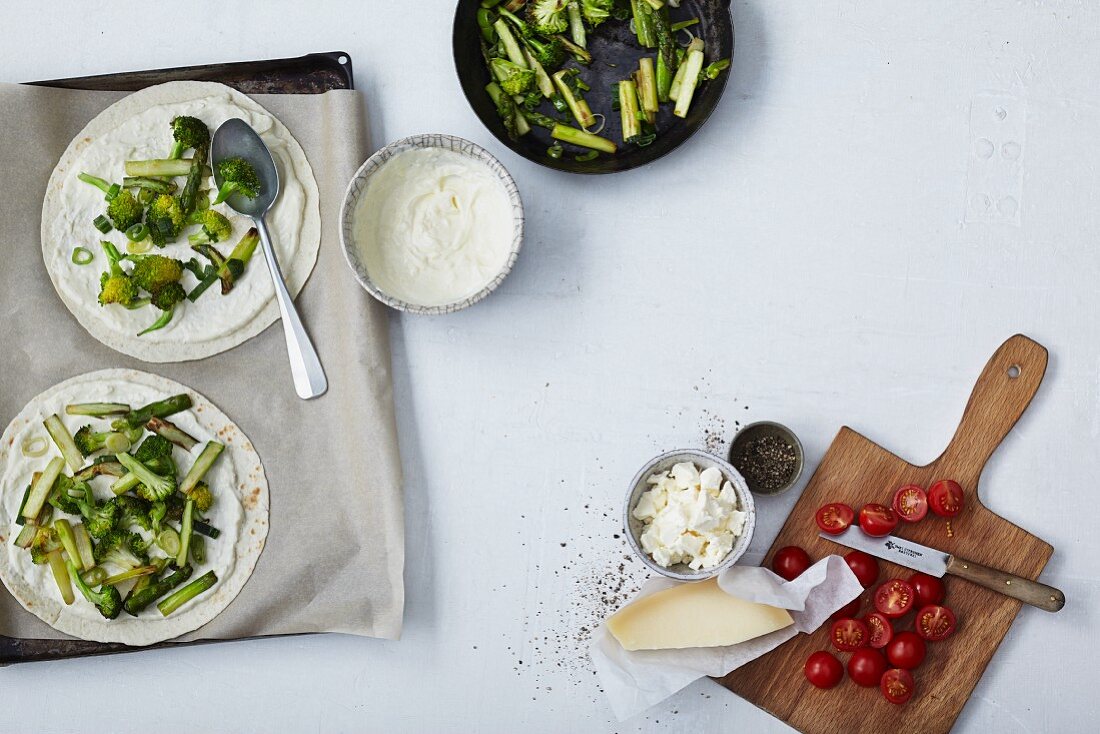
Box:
254, 216, 328, 399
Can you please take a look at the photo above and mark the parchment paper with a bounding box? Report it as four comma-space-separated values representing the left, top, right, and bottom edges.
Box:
0, 83, 405, 641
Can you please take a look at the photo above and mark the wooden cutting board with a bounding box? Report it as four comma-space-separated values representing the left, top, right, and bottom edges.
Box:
718, 334, 1055, 734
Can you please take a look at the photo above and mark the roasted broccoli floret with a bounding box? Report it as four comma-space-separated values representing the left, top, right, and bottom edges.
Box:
80, 499, 118, 539
134, 434, 173, 463
93, 528, 148, 569
189, 482, 214, 513
117, 453, 176, 502
150, 282, 186, 312
581, 0, 612, 26
528, 0, 569, 35
491, 58, 537, 96
48, 475, 86, 516
187, 210, 232, 245
112, 494, 153, 531
29, 526, 60, 565
525, 34, 566, 68
98, 240, 136, 307
212, 157, 260, 205
149, 500, 168, 534
67, 559, 122, 619
147, 194, 185, 246
106, 190, 143, 231
168, 116, 210, 160
130, 254, 184, 293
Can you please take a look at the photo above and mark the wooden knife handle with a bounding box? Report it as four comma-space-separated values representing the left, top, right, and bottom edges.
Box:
946, 555, 1065, 612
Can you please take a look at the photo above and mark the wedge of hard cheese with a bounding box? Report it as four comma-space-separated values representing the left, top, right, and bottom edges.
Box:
607, 577, 794, 651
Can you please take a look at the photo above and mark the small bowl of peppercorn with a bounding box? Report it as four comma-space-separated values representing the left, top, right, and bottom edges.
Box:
728, 422, 804, 496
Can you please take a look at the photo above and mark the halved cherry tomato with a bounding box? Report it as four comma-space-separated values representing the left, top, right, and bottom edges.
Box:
844, 550, 880, 588
830, 618, 870, 652
892, 484, 928, 522
864, 612, 894, 649
848, 648, 888, 687
909, 572, 946, 607
832, 597, 862, 620
886, 631, 926, 669
859, 503, 898, 537
772, 546, 812, 581
874, 579, 916, 618
881, 668, 915, 704
915, 604, 957, 641
815, 502, 855, 535
928, 479, 964, 518
804, 651, 844, 689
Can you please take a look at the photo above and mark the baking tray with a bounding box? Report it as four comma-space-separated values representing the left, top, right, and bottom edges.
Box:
3, 52, 352, 666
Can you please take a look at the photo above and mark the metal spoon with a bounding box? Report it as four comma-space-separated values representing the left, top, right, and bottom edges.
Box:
211, 119, 327, 400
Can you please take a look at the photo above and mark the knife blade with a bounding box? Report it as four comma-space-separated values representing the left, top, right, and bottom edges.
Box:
820, 528, 949, 577
819, 529, 1066, 612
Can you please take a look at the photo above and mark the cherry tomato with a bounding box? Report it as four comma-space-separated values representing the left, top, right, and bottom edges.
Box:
892, 484, 928, 522
859, 503, 898, 537
815, 502, 855, 535
886, 631, 927, 669
848, 648, 888, 687
874, 579, 916, 618
915, 604, 957, 641
772, 546, 812, 581
804, 651, 844, 689
928, 479, 964, 518
881, 668, 915, 704
909, 572, 946, 607
830, 618, 870, 651
864, 612, 894, 649
832, 598, 861, 620
844, 550, 880, 588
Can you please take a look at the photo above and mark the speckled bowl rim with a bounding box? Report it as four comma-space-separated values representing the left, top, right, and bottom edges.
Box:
623, 448, 757, 581
339, 133, 524, 315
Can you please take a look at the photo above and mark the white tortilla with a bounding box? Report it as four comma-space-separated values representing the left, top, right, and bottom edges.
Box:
41, 81, 321, 362
0, 369, 268, 645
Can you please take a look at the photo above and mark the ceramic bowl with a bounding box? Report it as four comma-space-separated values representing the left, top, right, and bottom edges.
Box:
339, 133, 524, 314
624, 448, 756, 581
727, 421, 805, 496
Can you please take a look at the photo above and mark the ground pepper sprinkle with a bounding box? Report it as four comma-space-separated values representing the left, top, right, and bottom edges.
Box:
730, 435, 797, 493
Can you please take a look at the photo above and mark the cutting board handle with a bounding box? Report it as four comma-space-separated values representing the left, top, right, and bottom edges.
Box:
939, 335, 1048, 485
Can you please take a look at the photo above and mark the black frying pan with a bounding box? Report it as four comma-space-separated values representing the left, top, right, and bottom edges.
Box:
453, 1, 734, 174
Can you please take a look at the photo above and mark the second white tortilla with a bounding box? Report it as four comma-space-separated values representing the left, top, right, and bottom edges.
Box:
40, 81, 321, 362
0, 369, 268, 645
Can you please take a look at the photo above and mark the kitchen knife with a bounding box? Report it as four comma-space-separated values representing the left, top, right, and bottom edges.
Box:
820, 529, 1066, 612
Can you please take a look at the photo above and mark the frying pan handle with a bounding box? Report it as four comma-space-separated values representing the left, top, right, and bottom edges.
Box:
939, 334, 1048, 485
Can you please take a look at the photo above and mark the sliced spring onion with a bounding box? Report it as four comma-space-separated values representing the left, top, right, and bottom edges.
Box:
71, 247, 94, 265
156, 527, 181, 556
105, 183, 121, 201
575, 151, 600, 162
158, 571, 217, 616
588, 113, 607, 135
23, 457, 64, 521
127, 238, 153, 255
92, 215, 112, 234
81, 566, 109, 586
21, 436, 48, 458
125, 223, 149, 242
47, 550, 75, 605
43, 414, 84, 471
73, 523, 96, 571
190, 534, 206, 564
547, 144, 564, 160
103, 432, 132, 454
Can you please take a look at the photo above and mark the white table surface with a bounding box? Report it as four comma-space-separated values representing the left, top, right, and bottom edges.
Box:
2, 1, 1097, 731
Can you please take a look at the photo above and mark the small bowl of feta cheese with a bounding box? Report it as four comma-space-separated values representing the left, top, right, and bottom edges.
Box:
624, 449, 756, 581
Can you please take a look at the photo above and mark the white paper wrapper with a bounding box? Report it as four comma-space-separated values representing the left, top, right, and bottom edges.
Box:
590, 555, 863, 721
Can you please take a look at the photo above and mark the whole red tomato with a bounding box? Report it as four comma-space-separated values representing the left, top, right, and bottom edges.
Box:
886, 631, 927, 669
909, 572, 946, 607
804, 651, 844, 689
772, 546, 812, 581
859, 503, 898, 537
848, 648, 888, 687
844, 550, 880, 588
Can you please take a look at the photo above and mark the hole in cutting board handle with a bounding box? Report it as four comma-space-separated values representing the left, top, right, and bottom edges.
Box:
1008, 364, 1021, 379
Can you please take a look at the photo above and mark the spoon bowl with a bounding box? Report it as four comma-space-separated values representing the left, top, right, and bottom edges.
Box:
211, 118, 280, 216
